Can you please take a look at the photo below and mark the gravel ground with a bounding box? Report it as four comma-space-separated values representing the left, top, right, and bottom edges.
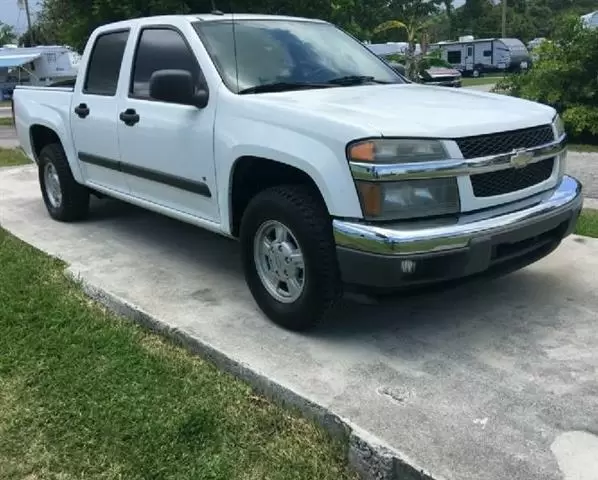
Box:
566, 151, 598, 201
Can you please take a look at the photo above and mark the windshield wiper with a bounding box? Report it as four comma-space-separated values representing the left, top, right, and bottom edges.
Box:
326, 75, 391, 86
238, 82, 336, 94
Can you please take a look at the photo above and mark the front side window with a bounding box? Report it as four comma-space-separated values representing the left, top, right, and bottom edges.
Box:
131, 28, 201, 99
84, 30, 129, 96
194, 20, 404, 93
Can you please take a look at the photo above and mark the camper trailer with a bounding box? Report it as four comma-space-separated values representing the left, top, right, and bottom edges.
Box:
0, 45, 80, 99
581, 10, 598, 29
430, 36, 531, 77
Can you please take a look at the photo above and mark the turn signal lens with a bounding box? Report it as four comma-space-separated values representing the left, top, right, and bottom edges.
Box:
355, 182, 382, 216
349, 141, 375, 162
348, 139, 448, 163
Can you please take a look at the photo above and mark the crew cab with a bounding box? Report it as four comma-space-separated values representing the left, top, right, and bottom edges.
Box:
12, 14, 583, 331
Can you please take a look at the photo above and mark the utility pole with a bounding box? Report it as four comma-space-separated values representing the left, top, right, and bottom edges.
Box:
18, 0, 34, 45
501, 0, 507, 38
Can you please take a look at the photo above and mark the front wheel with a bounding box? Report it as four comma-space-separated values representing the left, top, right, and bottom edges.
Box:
240, 185, 342, 331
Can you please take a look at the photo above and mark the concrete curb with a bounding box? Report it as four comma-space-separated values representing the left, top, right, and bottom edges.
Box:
64, 266, 442, 480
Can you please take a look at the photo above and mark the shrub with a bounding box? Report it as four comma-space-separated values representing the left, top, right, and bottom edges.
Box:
495, 16, 598, 143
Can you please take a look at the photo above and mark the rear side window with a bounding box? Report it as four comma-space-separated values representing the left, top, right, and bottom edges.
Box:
84, 30, 129, 96
130, 28, 201, 99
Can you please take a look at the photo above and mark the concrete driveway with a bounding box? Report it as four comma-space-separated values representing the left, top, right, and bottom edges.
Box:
1, 165, 598, 480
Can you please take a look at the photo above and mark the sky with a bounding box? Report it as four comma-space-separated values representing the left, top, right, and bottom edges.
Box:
0, 0, 42, 33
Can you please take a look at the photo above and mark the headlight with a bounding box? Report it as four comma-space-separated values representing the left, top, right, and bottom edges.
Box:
348, 138, 448, 163
355, 178, 460, 220
553, 114, 566, 138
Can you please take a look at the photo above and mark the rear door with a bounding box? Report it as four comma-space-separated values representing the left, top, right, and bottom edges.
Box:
71, 29, 130, 193
116, 23, 219, 222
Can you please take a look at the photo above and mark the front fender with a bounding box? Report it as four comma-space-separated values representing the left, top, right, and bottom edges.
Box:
215, 118, 363, 235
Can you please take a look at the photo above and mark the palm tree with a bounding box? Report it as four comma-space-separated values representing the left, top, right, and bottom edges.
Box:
374, 19, 432, 80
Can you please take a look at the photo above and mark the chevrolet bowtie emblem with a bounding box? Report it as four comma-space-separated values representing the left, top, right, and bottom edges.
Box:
510, 149, 534, 169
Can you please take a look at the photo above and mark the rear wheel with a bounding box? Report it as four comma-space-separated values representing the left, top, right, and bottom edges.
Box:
38, 143, 90, 222
240, 185, 342, 331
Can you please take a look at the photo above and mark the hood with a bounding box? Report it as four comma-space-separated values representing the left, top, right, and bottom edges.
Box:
251, 84, 555, 138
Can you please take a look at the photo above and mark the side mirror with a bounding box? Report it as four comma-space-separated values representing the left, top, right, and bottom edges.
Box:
149, 69, 209, 108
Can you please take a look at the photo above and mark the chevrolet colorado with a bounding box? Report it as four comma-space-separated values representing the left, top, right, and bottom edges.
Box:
12, 14, 583, 330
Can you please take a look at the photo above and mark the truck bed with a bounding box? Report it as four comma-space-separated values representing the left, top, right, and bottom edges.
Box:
12, 85, 74, 163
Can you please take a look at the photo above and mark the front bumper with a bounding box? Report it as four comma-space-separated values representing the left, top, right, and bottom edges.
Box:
333, 175, 583, 290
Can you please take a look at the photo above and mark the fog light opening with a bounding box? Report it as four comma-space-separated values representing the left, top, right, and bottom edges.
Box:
401, 259, 417, 274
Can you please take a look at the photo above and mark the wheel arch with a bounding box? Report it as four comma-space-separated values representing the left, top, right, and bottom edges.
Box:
27, 121, 84, 183
29, 124, 62, 162
228, 156, 328, 238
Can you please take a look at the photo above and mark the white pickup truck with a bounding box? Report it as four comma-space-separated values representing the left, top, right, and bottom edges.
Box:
13, 14, 583, 330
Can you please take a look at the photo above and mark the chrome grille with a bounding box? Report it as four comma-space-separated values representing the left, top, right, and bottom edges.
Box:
456, 125, 555, 159
471, 158, 555, 197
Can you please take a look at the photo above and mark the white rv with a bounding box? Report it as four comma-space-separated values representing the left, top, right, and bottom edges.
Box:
430, 36, 531, 77
581, 10, 598, 29
0, 45, 79, 98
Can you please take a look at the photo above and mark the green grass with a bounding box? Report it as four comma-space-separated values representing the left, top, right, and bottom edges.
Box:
0, 117, 14, 127
462, 75, 503, 86
0, 148, 30, 167
0, 229, 357, 480
575, 209, 598, 238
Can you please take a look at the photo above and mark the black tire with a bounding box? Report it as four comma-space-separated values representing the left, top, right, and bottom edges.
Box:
38, 143, 90, 222
240, 185, 342, 331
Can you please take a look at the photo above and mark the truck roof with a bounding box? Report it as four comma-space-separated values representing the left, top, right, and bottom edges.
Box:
97, 13, 327, 30
191, 13, 327, 23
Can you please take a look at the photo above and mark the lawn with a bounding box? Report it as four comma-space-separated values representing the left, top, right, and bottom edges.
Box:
575, 209, 598, 238
0, 229, 357, 480
0, 117, 14, 127
0, 148, 30, 167
461, 75, 503, 87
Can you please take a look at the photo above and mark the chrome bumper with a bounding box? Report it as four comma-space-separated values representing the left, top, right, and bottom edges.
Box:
333, 175, 583, 256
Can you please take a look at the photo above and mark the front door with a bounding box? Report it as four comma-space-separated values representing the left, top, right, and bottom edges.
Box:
71, 29, 130, 194
116, 26, 219, 222
465, 44, 474, 71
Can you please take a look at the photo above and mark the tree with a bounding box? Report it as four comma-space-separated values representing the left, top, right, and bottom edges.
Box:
496, 16, 598, 142
0, 22, 17, 45
374, 0, 442, 79
19, 23, 59, 46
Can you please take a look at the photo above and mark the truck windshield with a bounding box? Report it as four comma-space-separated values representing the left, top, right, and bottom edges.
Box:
193, 19, 405, 94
